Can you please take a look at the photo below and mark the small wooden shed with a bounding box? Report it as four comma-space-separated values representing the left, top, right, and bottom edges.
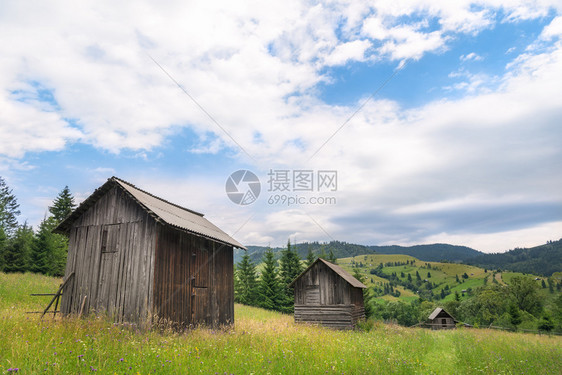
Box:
427, 307, 458, 330
54, 177, 245, 328
289, 258, 366, 329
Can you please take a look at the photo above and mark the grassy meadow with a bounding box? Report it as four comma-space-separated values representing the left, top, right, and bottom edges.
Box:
1, 272, 562, 374
338, 254, 518, 302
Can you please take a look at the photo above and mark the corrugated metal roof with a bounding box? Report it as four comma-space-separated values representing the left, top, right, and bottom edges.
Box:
428, 307, 444, 320
55, 177, 246, 249
289, 258, 367, 288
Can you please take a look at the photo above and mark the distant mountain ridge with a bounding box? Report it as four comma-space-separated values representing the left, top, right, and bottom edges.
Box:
236, 241, 483, 265
367, 243, 482, 262
463, 239, 562, 276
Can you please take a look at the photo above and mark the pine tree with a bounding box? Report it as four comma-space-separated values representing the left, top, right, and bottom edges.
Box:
328, 249, 337, 264
0, 227, 6, 271
28, 188, 76, 276
48, 186, 76, 224
319, 244, 327, 260
306, 246, 316, 267
235, 252, 258, 306
0, 176, 21, 236
3, 222, 33, 273
258, 248, 283, 311
30, 217, 55, 275
30, 216, 68, 276
279, 240, 303, 312
509, 303, 522, 327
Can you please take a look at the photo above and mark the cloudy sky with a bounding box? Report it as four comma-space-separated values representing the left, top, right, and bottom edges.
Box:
1, 0, 561, 252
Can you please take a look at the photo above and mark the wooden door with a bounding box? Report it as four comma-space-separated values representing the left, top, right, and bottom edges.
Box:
191, 239, 210, 324
96, 224, 121, 313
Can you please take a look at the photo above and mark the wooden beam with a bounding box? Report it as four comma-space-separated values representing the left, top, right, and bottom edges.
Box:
40, 272, 75, 319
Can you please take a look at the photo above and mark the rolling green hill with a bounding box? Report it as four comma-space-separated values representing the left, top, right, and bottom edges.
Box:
338, 254, 497, 303
369, 243, 482, 262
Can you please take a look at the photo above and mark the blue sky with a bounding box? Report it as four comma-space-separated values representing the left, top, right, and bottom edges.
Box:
1, 1, 561, 252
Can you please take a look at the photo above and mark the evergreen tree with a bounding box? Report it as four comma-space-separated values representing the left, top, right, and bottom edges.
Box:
30, 216, 67, 276
0, 176, 21, 236
352, 267, 363, 283
0, 227, 6, 271
258, 248, 283, 311
279, 240, 303, 312
235, 252, 258, 306
306, 246, 316, 267
508, 303, 522, 327
48, 186, 76, 224
319, 244, 327, 260
328, 249, 337, 264
30, 217, 55, 275
3, 222, 33, 273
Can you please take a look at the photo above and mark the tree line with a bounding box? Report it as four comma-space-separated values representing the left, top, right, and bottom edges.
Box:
0, 176, 75, 276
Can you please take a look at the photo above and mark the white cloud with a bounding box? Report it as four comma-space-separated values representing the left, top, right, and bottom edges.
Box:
2, 0, 562, 251
460, 52, 483, 62
0, 94, 82, 158
540, 16, 562, 39
324, 40, 371, 66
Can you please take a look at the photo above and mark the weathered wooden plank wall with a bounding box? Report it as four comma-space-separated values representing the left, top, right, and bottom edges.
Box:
60, 186, 156, 324
153, 226, 234, 328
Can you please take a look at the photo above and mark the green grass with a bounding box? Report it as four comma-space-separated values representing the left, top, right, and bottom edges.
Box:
1, 272, 561, 374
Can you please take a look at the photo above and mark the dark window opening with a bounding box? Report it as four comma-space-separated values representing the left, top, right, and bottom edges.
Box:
101, 229, 109, 253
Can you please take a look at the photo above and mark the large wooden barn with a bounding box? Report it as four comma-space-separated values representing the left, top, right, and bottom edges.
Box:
289, 258, 366, 329
54, 177, 245, 328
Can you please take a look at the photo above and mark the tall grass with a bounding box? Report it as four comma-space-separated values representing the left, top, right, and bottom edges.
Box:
1, 272, 561, 374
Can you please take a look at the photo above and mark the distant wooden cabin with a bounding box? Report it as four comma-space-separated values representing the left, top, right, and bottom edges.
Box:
289, 258, 366, 329
427, 307, 458, 330
54, 177, 245, 328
